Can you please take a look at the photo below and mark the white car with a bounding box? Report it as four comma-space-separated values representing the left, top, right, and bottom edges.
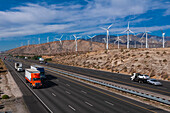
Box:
147, 79, 162, 86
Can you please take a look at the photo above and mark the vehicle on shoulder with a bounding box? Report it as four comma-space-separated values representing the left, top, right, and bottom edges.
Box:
147, 79, 162, 86
131, 73, 150, 83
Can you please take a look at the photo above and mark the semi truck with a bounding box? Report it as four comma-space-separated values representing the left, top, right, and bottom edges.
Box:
25, 69, 42, 88
15, 62, 23, 72
30, 65, 46, 80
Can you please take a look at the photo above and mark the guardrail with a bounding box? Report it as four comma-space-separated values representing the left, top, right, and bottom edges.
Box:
46, 67, 170, 105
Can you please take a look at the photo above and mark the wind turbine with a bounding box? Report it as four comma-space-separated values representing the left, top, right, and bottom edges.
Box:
47, 36, 49, 43
121, 22, 134, 49
88, 35, 96, 51
88, 35, 96, 42
141, 28, 151, 48
56, 35, 63, 45
28, 40, 30, 46
73, 35, 81, 52
100, 24, 113, 50
139, 34, 145, 48
114, 35, 122, 49
103, 38, 106, 43
161, 30, 165, 48
38, 38, 40, 44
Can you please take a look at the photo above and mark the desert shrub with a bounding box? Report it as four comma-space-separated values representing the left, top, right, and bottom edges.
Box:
163, 51, 166, 55
146, 55, 150, 58
128, 54, 130, 56
31, 56, 42, 60
137, 65, 141, 68
132, 54, 136, 57
2, 95, 9, 99
134, 59, 138, 62
145, 52, 149, 54
163, 59, 167, 63
120, 48, 124, 52
123, 66, 127, 72
162, 74, 168, 80
45, 58, 52, 61
156, 52, 160, 55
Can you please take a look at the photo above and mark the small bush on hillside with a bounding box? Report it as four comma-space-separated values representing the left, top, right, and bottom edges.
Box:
156, 52, 160, 55
45, 58, 52, 61
145, 52, 149, 54
163, 51, 166, 55
163, 59, 167, 63
2, 95, 9, 99
31, 56, 42, 60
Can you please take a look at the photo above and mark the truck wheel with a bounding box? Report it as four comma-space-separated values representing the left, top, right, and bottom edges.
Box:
139, 80, 143, 83
25, 79, 28, 83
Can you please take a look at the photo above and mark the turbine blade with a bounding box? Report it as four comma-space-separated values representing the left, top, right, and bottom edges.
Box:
129, 29, 134, 34
128, 21, 130, 29
87, 35, 91, 38
60, 35, 63, 39
108, 24, 113, 29
140, 33, 146, 40
73, 35, 76, 38
120, 29, 127, 34
100, 27, 107, 30
92, 35, 96, 38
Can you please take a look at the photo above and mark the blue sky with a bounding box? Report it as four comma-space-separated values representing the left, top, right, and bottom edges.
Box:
0, 0, 170, 51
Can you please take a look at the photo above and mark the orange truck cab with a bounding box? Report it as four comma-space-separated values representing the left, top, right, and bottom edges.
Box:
25, 69, 42, 88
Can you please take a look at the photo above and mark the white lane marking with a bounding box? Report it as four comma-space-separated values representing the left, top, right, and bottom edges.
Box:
68, 105, 76, 111
85, 101, 93, 107
81, 90, 87, 94
66, 84, 70, 86
65, 91, 71, 95
5, 61, 53, 113
105, 101, 114, 106
52, 93, 56, 97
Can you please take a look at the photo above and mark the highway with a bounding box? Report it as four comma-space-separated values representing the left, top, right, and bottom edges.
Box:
2, 57, 168, 113
16, 58, 170, 96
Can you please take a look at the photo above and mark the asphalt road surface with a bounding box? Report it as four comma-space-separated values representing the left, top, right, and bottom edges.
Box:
2, 57, 168, 113
13, 57, 170, 96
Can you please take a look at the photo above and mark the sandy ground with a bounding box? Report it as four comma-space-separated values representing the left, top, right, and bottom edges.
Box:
0, 70, 29, 113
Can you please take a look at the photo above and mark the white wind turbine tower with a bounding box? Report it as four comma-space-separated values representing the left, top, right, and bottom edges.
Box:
56, 35, 63, 45
100, 24, 113, 50
141, 28, 151, 48
28, 40, 29, 45
161, 30, 165, 48
73, 35, 81, 52
121, 22, 134, 49
114, 35, 122, 49
88, 35, 96, 51
38, 38, 40, 44
47, 36, 49, 43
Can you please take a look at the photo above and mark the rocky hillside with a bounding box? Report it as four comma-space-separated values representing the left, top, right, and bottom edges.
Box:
7, 40, 120, 55
46, 48, 170, 81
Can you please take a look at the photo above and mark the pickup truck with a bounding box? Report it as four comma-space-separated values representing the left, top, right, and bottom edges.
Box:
15, 62, 23, 72
131, 73, 150, 83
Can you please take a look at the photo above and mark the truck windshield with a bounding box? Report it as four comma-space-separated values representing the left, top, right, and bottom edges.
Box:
37, 68, 44, 75
33, 78, 41, 81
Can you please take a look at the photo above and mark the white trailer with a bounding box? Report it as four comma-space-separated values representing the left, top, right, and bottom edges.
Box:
15, 62, 23, 72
